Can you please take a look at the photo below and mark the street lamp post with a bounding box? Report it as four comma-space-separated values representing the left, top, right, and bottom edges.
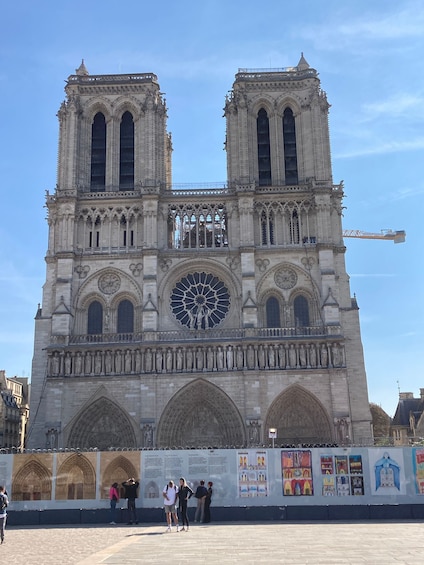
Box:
269, 428, 277, 449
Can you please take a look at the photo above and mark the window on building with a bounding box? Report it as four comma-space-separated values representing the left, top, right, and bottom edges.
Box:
88, 301, 103, 335
283, 108, 298, 184
290, 210, 300, 244
119, 111, 134, 190
294, 295, 309, 327
257, 108, 271, 186
168, 204, 228, 250
117, 299, 134, 333
266, 297, 281, 327
90, 112, 106, 191
261, 210, 275, 245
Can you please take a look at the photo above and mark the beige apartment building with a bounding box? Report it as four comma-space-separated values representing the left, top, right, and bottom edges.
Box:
0, 370, 29, 449
27, 55, 373, 450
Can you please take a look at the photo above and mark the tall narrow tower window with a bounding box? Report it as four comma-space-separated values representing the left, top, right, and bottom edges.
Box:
266, 296, 281, 327
90, 113, 106, 191
294, 295, 309, 327
260, 210, 275, 245
257, 108, 271, 186
117, 299, 134, 333
283, 108, 298, 185
290, 210, 300, 244
119, 111, 134, 190
87, 301, 103, 335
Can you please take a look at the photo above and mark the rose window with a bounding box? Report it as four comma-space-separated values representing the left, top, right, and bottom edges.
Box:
170, 272, 230, 329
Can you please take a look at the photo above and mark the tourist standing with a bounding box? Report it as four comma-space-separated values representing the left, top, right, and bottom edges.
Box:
0, 486, 8, 544
109, 482, 120, 524
194, 480, 208, 523
203, 481, 213, 523
122, 477, 139, 525
178, 477, 193, 531
162, 480, 179, 532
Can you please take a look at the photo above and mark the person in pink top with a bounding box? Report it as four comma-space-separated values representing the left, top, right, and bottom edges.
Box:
109, 482, 120, 524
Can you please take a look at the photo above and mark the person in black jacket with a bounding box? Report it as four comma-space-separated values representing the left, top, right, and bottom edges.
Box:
203, 481, 213, 523
0, 486, 8, 544
178, 477, 193, 531
122, 477, 139, 525
194, 480, 208, 523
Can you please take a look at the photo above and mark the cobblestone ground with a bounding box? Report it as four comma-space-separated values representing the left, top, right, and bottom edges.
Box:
1, 524, 132, 564
2, 521, 424, 565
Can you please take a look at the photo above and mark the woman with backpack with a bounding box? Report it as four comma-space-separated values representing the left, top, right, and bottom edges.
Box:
162, 480, 179, 532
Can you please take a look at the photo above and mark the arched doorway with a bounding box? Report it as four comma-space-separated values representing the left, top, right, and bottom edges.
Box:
265, 385, 333, 444
156, 379, 245, 447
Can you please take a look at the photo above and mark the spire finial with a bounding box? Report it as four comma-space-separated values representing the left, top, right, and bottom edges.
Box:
76, 59, 89, 76
297, 53, 310, 71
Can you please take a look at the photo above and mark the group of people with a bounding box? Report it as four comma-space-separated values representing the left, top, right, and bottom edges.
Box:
108, 477, 214, 529
109, 477, 140, 525
163, 478, 213, 532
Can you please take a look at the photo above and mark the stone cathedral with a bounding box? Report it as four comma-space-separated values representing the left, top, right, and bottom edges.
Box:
28, 55, 373, 450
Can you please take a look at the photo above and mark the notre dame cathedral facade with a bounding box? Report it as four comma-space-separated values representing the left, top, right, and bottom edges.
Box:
27, 55, 373, 450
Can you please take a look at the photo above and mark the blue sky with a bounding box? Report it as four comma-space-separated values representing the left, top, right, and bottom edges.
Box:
1, 0, 423, 418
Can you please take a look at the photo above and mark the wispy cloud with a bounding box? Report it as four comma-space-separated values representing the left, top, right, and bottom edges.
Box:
334, 137, 424, 159
298, 3, 424, 49
361, 93, 424, 122
336, 7, 424, 40
381, 186, 424, 202
350, 273, 396, 278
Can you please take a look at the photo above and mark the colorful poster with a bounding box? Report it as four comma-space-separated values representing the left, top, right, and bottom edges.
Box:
282, 450, 313, 496
412, 448, 424, 494
237, 450, 268, 497
320, 454, 364, 496
350, 475, 364, 496
370, 449, 405, 495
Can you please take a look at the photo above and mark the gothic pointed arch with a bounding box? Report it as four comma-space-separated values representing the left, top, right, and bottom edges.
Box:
12, 457, 52, 501
67, 396, 137, 449
90, 111, 107, 190
283, 107, 298, 184
119, 110, 134, 189
56, 453, 96, 499
257, 108, 271, 186
156, 379, 245, 447
264, 385, 333, 444
101, 455, 138, 499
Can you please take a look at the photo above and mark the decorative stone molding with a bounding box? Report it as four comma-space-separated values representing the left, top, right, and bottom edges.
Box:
47, 340, 345, 377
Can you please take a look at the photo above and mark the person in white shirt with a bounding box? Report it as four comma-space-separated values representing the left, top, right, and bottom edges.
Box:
162, 480, 179, 532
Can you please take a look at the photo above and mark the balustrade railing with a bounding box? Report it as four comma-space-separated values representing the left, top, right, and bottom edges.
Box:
62, 325, 340, 346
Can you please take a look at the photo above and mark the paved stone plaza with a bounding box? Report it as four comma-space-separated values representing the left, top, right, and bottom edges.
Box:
2, 521, 424, 564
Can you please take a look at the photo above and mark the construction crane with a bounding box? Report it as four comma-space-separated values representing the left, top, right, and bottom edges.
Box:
342, 229, 406, 244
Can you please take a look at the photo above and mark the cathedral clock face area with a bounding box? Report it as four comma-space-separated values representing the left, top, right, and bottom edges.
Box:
274, 267, 298, 290
170, 272, 230, 329
98, 272, 121, 295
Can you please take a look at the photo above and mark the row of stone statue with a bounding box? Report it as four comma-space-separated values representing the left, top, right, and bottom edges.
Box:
48, 341, 345, 376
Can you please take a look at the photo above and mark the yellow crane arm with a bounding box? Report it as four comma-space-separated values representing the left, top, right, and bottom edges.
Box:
342, 229, 406, 244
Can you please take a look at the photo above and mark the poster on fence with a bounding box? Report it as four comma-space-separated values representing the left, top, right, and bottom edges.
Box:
282, 450, 313, 496
237, 450, 268, 497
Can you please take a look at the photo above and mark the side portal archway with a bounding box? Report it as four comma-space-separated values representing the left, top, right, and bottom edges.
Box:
265, 385, 333, 444
67, 397, 137, 449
